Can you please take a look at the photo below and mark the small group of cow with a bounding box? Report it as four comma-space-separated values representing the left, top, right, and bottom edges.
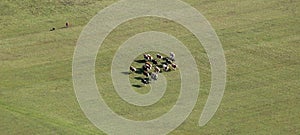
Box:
50, 22, 69, 31
129, 52, 178, 86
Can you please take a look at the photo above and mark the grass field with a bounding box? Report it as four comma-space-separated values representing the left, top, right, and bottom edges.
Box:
0, 0, 299, 134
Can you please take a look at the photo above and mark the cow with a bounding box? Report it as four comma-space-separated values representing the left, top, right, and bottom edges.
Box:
129, 66, 137, 73
170, 52, 175, 61
142, 65, 150, 71
151, 73, 158, 81
157, 54, 163, 59
66, 22, 69, 28
171, 63, 178, 70
141, 78, 149, 86
144, 54, 153, 61
154, 66, 161, 73
144, 54, 149, 60
152, 59, 158, 65
143, 71, 150, 77
145, 62, 152, 68
165, 58, 173, 64
163, 64, 169, 72
147, 55, 153, 61
50, 27, 55, 31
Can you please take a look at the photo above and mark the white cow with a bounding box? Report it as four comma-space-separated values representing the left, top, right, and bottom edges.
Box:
151, 73, 158, 81
170, 52, 175, 61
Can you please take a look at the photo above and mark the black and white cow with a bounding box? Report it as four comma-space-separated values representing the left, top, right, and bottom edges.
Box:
162, 64, 169, 72
50, 27, 56, 31
143, 65, 150, 71
144, 54, 153, 61
165, 58, 173, 64
152, 59, 158, 65
147, 55, 153, 61
171, 63, 178, 70
143, 54, 149, 60
145, 62, 152, 69
154, 66, 161, 73
129, 66, 137, 73
141, 78, 149, 86
143, 71, 150, 77
157, 54, 163, 59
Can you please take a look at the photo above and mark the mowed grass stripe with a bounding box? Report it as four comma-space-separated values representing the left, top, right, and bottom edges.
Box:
0, 101, 103, 134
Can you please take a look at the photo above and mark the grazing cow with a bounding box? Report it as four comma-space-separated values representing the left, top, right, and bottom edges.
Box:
171, 63, 178, 70
151, 73, 158, 81
144, 54, 149, 60
152, 59, 158, 65
147, 55, 153, 61
142, 65, 150, 71
144, 54, 153, 61
163, 64, 169, 72
141, 78, 149, 86
143, 71, 150, 77
50, 27, 55, 31
129, 66, 137, 73
157, 54, 163, 59
165, 58, 173, 64
66, 22, 69, 28
170, 52, 175, 61
145, 62, 152, 68
154, 66, 161, 73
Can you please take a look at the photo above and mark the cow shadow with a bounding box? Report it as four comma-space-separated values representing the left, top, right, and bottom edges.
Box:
132, 84, 142, 88
59, 26, 69, 29
134, 60, 146, 63
134, 77, 150, 82
121, 72, 130, 75
135, 68, 144, 74
157, 64, 163, 68
134, 76, 143, 80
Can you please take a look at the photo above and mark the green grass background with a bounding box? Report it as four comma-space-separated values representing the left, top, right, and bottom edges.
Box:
0, 0, 299, 134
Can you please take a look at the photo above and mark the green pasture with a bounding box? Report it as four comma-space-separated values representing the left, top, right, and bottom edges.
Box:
0, 0, 299, 134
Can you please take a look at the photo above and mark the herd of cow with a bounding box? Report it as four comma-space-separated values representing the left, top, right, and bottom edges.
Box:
129, 52, 178, 86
